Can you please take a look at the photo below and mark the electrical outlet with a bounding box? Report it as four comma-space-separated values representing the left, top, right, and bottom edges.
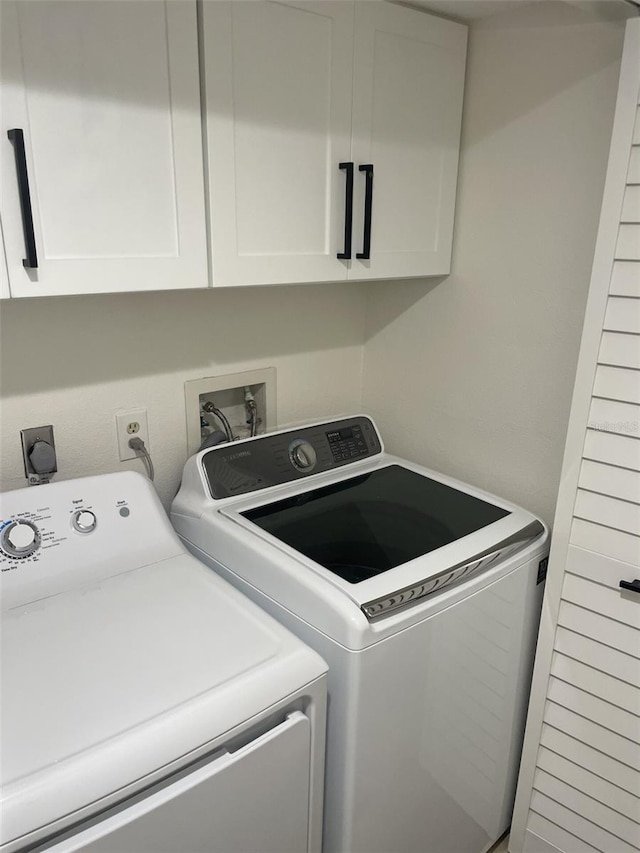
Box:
115, 409, 150, 462
21, 424, 57, 485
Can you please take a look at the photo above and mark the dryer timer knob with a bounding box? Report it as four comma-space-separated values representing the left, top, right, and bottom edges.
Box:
1, 520, 40, 558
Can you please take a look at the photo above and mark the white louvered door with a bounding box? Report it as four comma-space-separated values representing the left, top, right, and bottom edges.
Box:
510, 18, 640, 853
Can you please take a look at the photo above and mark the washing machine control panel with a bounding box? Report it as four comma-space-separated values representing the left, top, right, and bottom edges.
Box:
202, 416, 382, 500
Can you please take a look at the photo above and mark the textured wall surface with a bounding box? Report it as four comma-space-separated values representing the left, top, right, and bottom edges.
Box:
0, 284, 366, 507
361, 1, 625, 525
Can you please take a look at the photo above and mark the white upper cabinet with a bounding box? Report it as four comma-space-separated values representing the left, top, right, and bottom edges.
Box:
203, 1, 355, 287
0, 1, 207, 298
203, 0, 467, 287
350, 2, 467, 280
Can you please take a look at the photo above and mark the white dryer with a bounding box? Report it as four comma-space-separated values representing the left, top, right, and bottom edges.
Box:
172, 416, 550, 853
0, 472, 327, 853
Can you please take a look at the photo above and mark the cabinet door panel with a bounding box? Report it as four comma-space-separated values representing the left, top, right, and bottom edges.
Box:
204, 1, 353, 287
1, 0, 207, 296
350, 3, 467, 280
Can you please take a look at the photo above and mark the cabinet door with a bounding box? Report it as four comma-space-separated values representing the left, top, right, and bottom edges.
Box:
0, 1, 207, 297
203, 1, 354, 287
349, 3, 467, 280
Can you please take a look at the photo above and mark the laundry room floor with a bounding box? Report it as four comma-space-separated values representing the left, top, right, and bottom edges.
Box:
489, 834, 510, 852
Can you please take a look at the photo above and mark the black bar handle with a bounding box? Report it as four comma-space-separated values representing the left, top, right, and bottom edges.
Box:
7, 128, 38, 269
356, 164, 374, 261
620, 579, 640, 594
337, 162, 354, 260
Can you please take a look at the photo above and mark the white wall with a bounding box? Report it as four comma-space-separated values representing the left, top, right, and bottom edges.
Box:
0, 1, 628, 526
0, 283, 366, 507
362, 1, 626, 525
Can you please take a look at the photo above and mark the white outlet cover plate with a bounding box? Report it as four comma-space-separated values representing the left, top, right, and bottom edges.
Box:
115, 409, 150, 462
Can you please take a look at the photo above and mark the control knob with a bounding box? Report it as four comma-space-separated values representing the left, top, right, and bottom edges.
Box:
72, 510, 97, 534
1, 520, 41, 558
288, 439, 317, 473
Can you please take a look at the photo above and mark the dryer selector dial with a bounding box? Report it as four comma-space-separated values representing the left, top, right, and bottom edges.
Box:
1, 520, 41, 558
288, 439, 318, 473
72, 510, 97, 534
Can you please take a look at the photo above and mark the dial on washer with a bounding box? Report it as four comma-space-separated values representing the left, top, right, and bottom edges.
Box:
1, 520, 41, 558
288, 439, 318, 473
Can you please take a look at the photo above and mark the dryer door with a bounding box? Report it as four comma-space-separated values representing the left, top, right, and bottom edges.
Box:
44, 712, 312, 853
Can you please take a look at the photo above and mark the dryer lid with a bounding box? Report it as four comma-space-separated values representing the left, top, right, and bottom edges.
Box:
1, 553, 325, 849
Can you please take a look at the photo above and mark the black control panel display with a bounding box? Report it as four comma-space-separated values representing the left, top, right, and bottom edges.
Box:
202, 416, 382, 500
326, 425, 368, 462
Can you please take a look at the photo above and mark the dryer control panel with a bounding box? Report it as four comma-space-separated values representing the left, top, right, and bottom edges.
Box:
201, 416, 382, 500
0, 472, 182, 610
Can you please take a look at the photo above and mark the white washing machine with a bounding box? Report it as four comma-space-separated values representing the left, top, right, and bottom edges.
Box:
172, 416, 550, 853
0, 472, 327, 853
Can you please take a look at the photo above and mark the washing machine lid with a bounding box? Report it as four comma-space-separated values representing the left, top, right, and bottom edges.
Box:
1, 553, 325, 849
240, 464, 511, 583
220, 458, 545, 620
